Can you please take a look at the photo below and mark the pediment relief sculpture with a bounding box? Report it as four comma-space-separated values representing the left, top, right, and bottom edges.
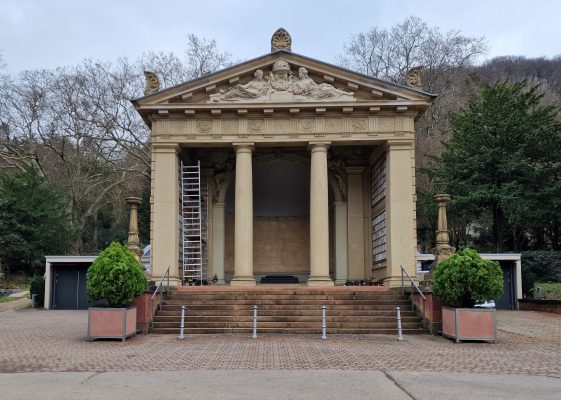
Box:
209, 60, 355, 103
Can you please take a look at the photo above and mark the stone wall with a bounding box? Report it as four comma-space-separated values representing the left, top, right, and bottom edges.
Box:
224, 213, 334, 278
519, 299, 561, 315
412, 291, 442, 335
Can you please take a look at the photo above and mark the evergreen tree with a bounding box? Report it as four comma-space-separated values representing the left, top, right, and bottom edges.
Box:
0, 169, 75, 274
426, 81, 561, 252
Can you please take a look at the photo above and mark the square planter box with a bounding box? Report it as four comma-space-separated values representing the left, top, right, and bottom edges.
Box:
88, 306, 137, 342
442, 306, 496, 343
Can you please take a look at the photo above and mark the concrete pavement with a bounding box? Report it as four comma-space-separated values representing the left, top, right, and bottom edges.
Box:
1, 370, 560, 400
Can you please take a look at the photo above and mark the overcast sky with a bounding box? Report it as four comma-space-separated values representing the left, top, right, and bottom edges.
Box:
1, 0, 560, 74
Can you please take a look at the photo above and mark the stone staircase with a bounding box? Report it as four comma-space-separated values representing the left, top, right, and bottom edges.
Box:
150, 286, 425, 335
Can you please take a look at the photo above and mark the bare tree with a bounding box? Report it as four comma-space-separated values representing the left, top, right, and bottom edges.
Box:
184, 34, 233, 79
0, 34, 233, 253
340, 16, 487, 91
341, 17, 487, 163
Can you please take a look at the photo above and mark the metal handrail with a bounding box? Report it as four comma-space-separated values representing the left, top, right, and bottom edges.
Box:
400, 265, 426, 328
400, 265, 425, 299
150, 267, 170, 311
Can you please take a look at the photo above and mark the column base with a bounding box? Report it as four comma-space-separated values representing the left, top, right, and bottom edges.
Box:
335, 278, 347, 285
230, 276, 256, 286
307, 277, 334, 286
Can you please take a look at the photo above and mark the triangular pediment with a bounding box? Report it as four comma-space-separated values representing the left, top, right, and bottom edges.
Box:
132, 51, 435, 120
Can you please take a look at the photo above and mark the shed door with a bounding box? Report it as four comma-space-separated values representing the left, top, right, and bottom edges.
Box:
495, 262, 515, 310
53, 266, 89, 309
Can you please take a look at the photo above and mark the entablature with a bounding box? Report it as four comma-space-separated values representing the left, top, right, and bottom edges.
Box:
150, 114, 416, 146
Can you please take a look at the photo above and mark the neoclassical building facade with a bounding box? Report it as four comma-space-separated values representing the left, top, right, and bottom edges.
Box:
133, 30, 435, 287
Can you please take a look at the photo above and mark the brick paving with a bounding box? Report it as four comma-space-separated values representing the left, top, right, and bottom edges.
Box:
0, 309, 560, 377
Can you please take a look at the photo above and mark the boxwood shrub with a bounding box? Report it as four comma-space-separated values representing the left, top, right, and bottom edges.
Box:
433, 248, 503, 308
86, 242, 147, 307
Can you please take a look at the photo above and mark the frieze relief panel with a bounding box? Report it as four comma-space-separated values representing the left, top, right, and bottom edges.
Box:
351, 118, 368, 132
152, 116, 415, 141
248, 119, 265, 134
376, 117, 395, 132
222, 119, 239, 134
272, 119, 290, 134
325, 118, 342, 133
196, 120, 213, 134
298, 119, 315, 134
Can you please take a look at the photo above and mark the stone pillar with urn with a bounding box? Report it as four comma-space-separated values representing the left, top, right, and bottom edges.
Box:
126, 196, 143, 262
425, 194, 455, 281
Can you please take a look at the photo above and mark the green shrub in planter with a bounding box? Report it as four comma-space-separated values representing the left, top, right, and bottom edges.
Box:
86, 242, 147, 307
433, 248, 503, 308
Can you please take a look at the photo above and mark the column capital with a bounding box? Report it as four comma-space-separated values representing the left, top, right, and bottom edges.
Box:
125, 196, 142, 207
152, 143, 180, 153
233, 142, 254, 152
386, 139, 413, 151
308, 141, 331, 152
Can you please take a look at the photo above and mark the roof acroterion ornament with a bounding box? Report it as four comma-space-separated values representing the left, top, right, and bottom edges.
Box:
405, 66, 423, 88
143, 71, 161, 95
271, 28, 292, 52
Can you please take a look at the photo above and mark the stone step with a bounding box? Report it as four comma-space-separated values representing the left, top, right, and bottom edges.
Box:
155, 309, 417, 317
166, 293, 405, 300
153, 314, 418, 322
150, 327, 425, 335
163, 299, 410, 304
154, 321, 421, 330
150, 288, 424, 335
170, 287, 390, 294
159, 304, 411, 311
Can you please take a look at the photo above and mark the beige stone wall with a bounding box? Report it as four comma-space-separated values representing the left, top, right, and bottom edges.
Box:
224, 214, 335, 277
226, 214, 309, 274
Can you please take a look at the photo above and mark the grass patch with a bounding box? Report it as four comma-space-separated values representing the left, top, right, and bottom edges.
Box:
534, 282, 561, 300
0, 296, 21, 304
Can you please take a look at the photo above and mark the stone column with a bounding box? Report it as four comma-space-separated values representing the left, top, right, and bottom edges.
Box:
211, 202, 226, 284
126, 196, 143, 261
334, 201, 348, 285
308, 142, 333, 286
385, 140, 416, 287
346, 166, 365, 280
231, 143, 256, 286
151, 143, 181, 284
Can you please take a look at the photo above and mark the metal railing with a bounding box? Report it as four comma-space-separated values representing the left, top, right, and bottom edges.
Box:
400, 265, 426, 328
150, 266, 170, 327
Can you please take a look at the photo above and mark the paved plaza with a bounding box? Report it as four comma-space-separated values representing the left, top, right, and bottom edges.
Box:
0, 309, 560, 376
1, 309, 560, 399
